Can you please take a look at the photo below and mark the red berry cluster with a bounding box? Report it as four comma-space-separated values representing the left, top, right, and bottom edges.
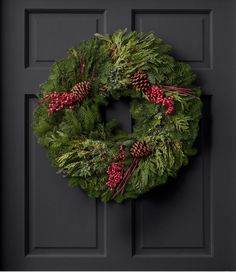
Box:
146, 85, 175, 114
106, 163, 124, 190
106, 145, 126, 190
162, 95, 174, 114
42, 91, 79, 114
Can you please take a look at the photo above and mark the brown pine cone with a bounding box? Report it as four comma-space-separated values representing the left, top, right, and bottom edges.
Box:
130, 70, 151, 92
130, 141, 150, 158
71, 81, 91, 101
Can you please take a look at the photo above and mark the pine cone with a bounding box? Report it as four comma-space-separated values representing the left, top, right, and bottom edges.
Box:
130, 141, 150, 158
71, 81, 91, 101
130, 70, 151, 92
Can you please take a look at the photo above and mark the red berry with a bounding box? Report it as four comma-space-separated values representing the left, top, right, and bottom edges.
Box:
146, 85, 175, 115
43, 91, 80, 114
106, 162, 124, 190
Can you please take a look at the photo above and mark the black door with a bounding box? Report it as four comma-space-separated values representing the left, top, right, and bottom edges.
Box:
1, 0, 236, 270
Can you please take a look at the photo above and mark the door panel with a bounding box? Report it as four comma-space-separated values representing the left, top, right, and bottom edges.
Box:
132, 10, 211, 68
25, 9, 106, 68
1, 0, 236, 270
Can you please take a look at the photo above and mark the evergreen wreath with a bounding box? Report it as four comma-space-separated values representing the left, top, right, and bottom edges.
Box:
33, 29, 202, 202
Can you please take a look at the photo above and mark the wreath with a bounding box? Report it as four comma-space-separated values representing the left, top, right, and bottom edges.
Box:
33, 29, 202, 202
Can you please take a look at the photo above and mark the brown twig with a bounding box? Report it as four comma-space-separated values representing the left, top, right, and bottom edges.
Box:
162, 86, 200, 99
120, 158, 139, 193
112, 157, 140, 199
80, 57, 85, 80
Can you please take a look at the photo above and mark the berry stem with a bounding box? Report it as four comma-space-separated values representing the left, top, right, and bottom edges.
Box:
162, 86, 200, 99
80, 57, 85, 80
163, 86, 192, 92
112, 157, 140, 199
120, 158, 139, 193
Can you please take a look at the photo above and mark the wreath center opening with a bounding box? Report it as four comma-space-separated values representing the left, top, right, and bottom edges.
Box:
103, 97, 132, 133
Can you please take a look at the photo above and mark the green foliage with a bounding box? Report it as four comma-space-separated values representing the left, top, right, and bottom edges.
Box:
96, 29, 174, 89
33, 29, 202, 202
56, 139, 114, 177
